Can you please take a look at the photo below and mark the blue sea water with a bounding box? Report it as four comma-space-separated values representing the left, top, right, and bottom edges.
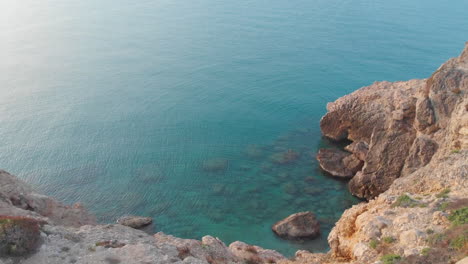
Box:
1, 0, 467, 256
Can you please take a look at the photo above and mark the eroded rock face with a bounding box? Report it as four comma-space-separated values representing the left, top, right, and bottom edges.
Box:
316, 149, 362, 178
272, 212, 320, 239
117, 216, 152, 229
319, 42, 468, 200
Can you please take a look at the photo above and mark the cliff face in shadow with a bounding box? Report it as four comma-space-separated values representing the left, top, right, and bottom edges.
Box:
1, 43, 467, 264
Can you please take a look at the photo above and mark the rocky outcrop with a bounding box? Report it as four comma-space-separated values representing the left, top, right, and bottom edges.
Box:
283, 42, 468, 264
317, 149, 363, 178
0, 170, 95, 227
0, 170, 286, 263
272, 212, 320, 239
116, 216, 152, 229
318, 42, 468, 200
229, 241, 285, 263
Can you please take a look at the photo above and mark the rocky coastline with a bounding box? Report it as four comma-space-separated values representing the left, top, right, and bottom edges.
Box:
1, 43, 467, 263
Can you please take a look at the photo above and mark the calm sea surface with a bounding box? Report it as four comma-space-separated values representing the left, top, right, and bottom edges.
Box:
1, 0, 467, 255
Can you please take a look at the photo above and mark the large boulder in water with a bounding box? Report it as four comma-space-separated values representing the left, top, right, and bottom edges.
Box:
272, 211, 320, 239
117, 216, 152, 229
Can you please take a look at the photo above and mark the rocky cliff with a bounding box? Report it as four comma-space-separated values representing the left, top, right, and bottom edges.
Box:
291, 42, 468, 263
1, 43, 467, 264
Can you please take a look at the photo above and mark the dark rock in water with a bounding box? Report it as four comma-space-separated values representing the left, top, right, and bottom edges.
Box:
316, 149, 362, 178
0, 216, 42, 256
278, 172, 290, 180
245, 145, 263, 159
135, 164, 166, 183
272, 211, 320, 239
270, 149, 300, 165
260, 163, 273, 172
303, 186, 321, 195
117, 216, 152, 229
239, 164, 252, 171
304, 176, 315, 183
201, 158, 228, 172
212, 183, 225, 195
282, 183, 298, 195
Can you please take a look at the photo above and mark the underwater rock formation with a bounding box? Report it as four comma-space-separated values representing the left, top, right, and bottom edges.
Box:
201, 158, 229, 173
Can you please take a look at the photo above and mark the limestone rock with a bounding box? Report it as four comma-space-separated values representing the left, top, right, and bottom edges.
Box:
272, 212, 320, 239
117, 215, 152, 229
316, 149, 362, 178
229, 241, 285, 263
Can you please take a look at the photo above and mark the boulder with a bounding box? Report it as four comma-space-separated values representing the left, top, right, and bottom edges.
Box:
272, 211, 320, 239
117, 216, 152, 229
316, 149, 362, 178
228, 241, 285, 263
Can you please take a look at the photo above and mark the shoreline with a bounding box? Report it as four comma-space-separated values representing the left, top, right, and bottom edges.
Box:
1, 42, 467, 263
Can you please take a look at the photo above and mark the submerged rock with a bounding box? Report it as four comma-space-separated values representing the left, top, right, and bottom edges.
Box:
282, 182, 298, 195
201, 158, 228, 172
117, 216, 152, 229
272, 211, 320, 239
270, 149, 300, 165
316, 148, 362, 178
245, 145, 263, 159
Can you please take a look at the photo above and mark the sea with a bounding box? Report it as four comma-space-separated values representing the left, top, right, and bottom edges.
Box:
1, 0, 467, 256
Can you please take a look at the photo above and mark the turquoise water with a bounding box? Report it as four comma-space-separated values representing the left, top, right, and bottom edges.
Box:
1, 0, 467, 256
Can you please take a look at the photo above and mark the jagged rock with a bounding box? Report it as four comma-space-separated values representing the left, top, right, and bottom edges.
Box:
402, 136, 438, 176
415, 97, 436, 132
116, 216, 152, 229
229, 241, 285, 263
320, 78, 423, 200
272, 212, 320, 239
344, 141, 369, 161
154, 232, 240, 263
316, 149, 362, 178
348, 122, 417, 199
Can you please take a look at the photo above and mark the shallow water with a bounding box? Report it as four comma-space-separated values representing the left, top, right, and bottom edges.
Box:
1, 0, 467, 256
